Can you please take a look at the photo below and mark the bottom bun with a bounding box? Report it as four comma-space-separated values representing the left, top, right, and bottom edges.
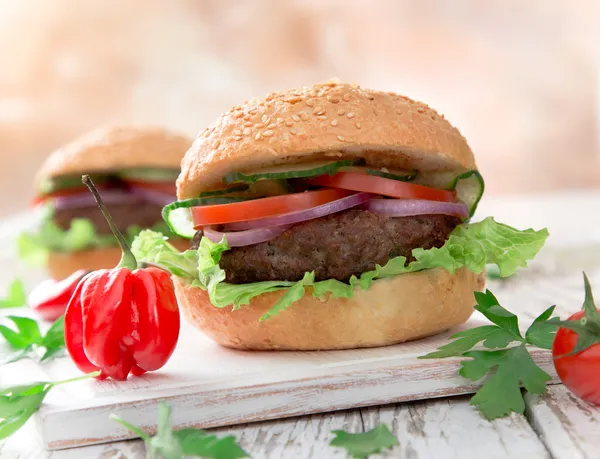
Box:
174, 267, 486, 351
48, 238, 191, 280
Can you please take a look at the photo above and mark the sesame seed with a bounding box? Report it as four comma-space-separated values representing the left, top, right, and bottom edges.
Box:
331, 119, 338, 126
267, 123, 277, 129
337, 135, 345, 141
213, 140, 221, 148
347, 112, 355, 119
255, 133, 261, 140
255, 123, 265, 129
299, 112, 309, 121
316, 115, 327, 120
313, 107, 325, 115
233, 111, 244, 119
290, 129, 298, 135
244, 121, 253, 127
233, 129, 242, 136
243, 128, 251, 135
261, 114, 268, 123
285, 96, 303, 104
277, 118, 284, 123
305, 99, 314, 107
337, 109, 346, 116
234, 136, 242, 141
342, 94, 350, 102
292, 114, 300, 122
248, 108, 258, 114
285, 120, 294, 127
263, 130, 274, 137
356, 121, 362, 129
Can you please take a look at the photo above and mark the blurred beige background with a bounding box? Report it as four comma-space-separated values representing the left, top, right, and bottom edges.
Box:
1, 0, 599, 217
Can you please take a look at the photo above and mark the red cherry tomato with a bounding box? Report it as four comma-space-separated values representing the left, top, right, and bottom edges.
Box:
552, 309, 600, 405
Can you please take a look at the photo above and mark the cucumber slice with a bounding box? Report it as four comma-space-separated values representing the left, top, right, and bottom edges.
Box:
339, 166, 417, 182
450, 170, 485, 217
413, 169, 484, 217
38, 174, 112, 195
223, 160, 355, 185
162, 196, 249, 239
118, 168, 180, 183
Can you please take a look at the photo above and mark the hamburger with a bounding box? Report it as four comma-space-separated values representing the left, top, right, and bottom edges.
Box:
133, 81, 549, 351
19, 126, 192, 279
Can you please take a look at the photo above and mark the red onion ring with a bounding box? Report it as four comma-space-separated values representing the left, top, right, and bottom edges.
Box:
204, 225, 292, 247
53, 190, 141, 210
129, 187, 176, 207
224, 192, 375, 231
362, 198, 469, 218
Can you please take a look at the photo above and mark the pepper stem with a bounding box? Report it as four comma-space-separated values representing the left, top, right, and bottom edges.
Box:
82, 175, 137, 270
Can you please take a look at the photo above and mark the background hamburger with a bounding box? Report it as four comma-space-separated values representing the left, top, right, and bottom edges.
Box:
134, 81, 549, 351
19, 126, 191, 280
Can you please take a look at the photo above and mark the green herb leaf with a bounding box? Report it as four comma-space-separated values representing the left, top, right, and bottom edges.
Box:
0, 316, 65, 364
0, 280, 26, 309
0, 382, 51, 439
330, 424, 399, 459
0, 316, 42, 349
420, 325, 516, 359
175, 429, 249, 459
473, 290, 522, 339
0, 372, 99, 440
421, 286, 562, 420
525, 306, 560, 350
112, 402, 249, 459
462, 345, 552, 419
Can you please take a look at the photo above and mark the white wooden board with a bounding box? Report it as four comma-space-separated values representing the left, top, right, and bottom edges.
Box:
1, 192, 599, 451
1, 318, 557, 451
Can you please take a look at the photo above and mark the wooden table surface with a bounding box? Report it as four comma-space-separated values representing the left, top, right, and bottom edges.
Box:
2, 190, 600, 459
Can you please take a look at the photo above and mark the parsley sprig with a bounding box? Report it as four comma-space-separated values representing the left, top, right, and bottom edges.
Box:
0, 371, 99, 439
421, 289, 560, 420
111, 402, 249, 459
0, 315, 66, 364
330, 424, 399, 458
0, 279, 26, 309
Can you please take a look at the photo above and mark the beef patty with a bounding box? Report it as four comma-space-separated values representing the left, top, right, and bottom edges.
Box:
53, 201, 165, 234
191, 210, 459, 283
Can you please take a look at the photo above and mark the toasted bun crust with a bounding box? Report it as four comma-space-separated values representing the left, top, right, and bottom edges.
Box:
178, 81, 476, 199
48, 238, 190, 280
174, 267, 485, 351
35, 126, 192, 189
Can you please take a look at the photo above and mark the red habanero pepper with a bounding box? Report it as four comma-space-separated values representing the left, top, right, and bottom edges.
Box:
28, 270, 88, 322
65, 176, 180, 381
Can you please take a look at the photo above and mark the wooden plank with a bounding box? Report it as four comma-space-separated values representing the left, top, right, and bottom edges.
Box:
0, 421, 146, 459
361, 397, 550, 459
213, 410, 361, 459
525, 385, 600, 459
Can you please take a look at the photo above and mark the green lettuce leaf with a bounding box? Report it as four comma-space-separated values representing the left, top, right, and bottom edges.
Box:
18, 217, 176, 267
133, 218, 549, 321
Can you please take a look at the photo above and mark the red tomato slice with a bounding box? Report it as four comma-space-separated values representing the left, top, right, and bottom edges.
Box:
124, 180, 177, 195
192, 189, 352, 226
304, 172, 456, 202
31, 186, 109, 208
553, 309, 600, 405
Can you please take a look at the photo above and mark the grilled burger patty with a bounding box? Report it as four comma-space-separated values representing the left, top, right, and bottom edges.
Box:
53, 201, 165, 234
192, 210, 459, 284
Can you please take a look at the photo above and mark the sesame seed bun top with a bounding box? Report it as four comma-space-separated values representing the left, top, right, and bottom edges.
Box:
177, 81, 476, 199
35, 126, 192, 190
